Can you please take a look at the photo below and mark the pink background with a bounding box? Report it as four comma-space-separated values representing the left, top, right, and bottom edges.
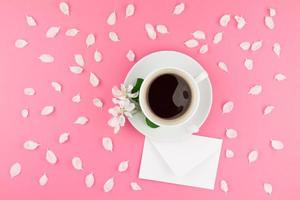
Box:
0, 0, 300, 199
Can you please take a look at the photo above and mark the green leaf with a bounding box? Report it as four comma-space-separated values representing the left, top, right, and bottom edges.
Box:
145, 117, 159, 128
131, 78, 143, 102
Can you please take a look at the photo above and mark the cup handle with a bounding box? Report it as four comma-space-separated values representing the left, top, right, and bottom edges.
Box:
194, 71, 208, 83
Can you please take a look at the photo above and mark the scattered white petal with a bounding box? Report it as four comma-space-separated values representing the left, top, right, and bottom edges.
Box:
86, 33, 95, 48
15, 39, 28, 48
199, 44, 208, 54
118, 160, 129, 172
72, 157, 83, 170
271, 140, 284, 150
264, 183, 272, 195
39, 173, 48, 186
244, 58, 253, 70
46, 26, 60, 38
93, 98, 103, 109
51, 81, 62, 92
59, 2, 70, 16
251, 40, 263, 51
39, 54, 54, 63
225, 149, 234, 158
74, 116, 88, 125
248, 85, 262, 95
273, 42, 281, 57
89, 72, 100, 87
74, 54, 84, 67
265, 16, 275, 30
269, 8, 276, 17
240, 41, 251, 50
107, 11, 117, 26
21, 108, 29, 118
145, 23, 156, 40
94, 50, 102, 63
26, 15, 37, 26
220, 179, 229, 193
41, 105, 55, 116
10, 162, 21, 178
184, 39, 199, 48
225, 128, 238, 139
103, 177, 114, 192
156, 24, 169, 34
222, 101, 234, 113
59, 132, 69, 144
65, 28, 79, 37
69, 66, 84, 74
218, 61, 228, 72
109, 31, 120, 42
219, 14, 231, 27
23, 140, 39, 150
213, 32, 223, 44
173, 3, 185, 15
126, 4, 135, 17
72, 93, 81, 103
192, 30, 206, 40
263, 105, 275, 115
46, 149, 58, 164
24, 87, 35, 96
85, 173, 95, 188
234, 16, 246, 29
248, 150, 258, 163
102, 137, 113, 152
274, 73, 286, 81
130, 182, 142, 191
126, 50, 135, 62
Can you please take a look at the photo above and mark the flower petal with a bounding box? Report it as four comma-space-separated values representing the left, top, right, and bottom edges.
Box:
15, 39, 28, 48
86, 33, 95, 48
23, 140, 39, 150
46, 26, 60, 38
72, 157, 83, 170
145, 23, 156, 40
74, 116, 88, 125
103, 177, 114, 192
39, 173, 48, 186
248, 149, 258, 163
89, 72, 100, 87
271, 139, 284, 150
219, 14, 231, 27
126, 4, 135, 17
213, 32, 223, 44
85, 173, 95, 188
118, 160, 129, 172
10, 162, 21, 178
59, 2, 70, 16
107, 11, 117, 26
46, 149, 58, 164
102, 137, 113, 152
248, 85, 262, 95
222, 101, 234, 113
41, 105, 55, 116
173, 3, 185, 15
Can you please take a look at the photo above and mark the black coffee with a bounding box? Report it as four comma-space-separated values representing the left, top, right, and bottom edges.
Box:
147, 73, 192, 119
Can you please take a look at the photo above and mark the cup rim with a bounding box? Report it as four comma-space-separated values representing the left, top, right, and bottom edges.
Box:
139, 67, 200, 127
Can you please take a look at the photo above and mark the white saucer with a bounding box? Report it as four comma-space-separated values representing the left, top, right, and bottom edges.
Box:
124, 51, 213, 142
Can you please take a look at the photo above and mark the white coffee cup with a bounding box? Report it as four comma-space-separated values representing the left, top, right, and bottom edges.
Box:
139, 67, 208, 127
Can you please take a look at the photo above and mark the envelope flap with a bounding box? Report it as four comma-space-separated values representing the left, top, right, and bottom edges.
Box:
149, 135, 222, 177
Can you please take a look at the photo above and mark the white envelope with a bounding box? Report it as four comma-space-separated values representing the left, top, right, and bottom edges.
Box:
139, 135, 223, 190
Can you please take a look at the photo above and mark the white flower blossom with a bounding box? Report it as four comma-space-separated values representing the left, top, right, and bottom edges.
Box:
112, 84, 138, 100
108, 84, 138, 133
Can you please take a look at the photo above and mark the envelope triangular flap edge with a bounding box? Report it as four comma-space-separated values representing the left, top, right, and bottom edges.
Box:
148, 135, 222, 177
